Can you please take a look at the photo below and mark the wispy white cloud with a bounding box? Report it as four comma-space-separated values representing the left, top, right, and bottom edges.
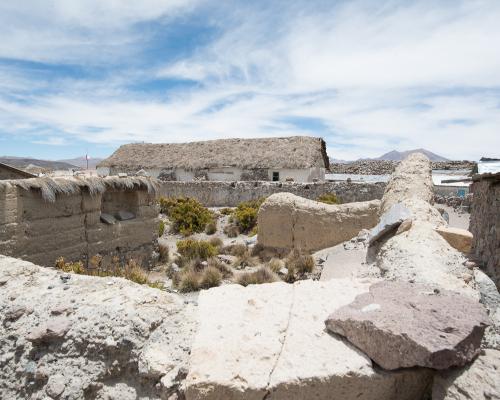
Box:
1, 0, 499, 160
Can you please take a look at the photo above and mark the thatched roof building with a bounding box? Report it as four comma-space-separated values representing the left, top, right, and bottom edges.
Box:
99, 136, 329, 170
98, 136, 329, 182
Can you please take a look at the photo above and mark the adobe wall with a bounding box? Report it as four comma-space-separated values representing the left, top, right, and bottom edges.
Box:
157, 180, 386, 206
469, 173, 500, 289
257, 193, 380, 253
0, 178, 158, 268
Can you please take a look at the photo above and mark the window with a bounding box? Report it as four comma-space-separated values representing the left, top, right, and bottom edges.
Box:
272, 171, 280, 181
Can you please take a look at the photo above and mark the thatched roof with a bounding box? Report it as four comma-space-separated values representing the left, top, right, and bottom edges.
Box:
98, 136, 329, 171
0, 176, 158, 202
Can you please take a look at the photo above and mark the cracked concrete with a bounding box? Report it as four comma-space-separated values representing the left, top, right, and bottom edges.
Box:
184, 279, 432, 400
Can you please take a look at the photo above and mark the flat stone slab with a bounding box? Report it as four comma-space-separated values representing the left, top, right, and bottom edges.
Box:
435, 227, 473, 253
325, 281, 490, 370
185, 279, 432, 400
116, 210, 136, 221
100, 212, 116, 225
432, 349, 500, 400
369, 203, 411, 244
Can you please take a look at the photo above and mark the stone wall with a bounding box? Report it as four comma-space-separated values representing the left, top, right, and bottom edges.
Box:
257, 193, 380, 253
470, 173, 500, 289
157, 180, 385, 207
0, 178, 158, 268
0, 164, 34, 180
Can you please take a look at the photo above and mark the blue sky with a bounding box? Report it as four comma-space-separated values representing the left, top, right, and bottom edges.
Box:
0, 0, 499, 161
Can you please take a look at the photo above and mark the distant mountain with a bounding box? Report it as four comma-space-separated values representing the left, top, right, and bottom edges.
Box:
377, 149, 449, 162
58, 156, 103, 169
0, 157, 79, 171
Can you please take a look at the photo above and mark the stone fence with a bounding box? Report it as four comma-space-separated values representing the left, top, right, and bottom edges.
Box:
157, 181, 386, 206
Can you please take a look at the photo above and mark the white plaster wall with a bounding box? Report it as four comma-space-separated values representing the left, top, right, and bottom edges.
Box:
267, 167, 325, 182
207, 168, 242, 181
175, 169, 196, 181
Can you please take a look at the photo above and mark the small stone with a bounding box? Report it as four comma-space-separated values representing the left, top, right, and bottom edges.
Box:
462, 273, 473, 284
27, 317, 71, 344
435, 227, 473, 253
47, 285, 54, 289
200, 261, 208, 268
279, 267, 288, 275
396, 219, 412, 235
46, 374, 66, 398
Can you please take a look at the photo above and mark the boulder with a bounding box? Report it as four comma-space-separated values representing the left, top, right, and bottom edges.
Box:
325, 281, 490, 370
368, 203, 411, 244
0, 255, 196, 400
184, 279, 432, 400
435, 227, 473, 253
432, 349, 500, 400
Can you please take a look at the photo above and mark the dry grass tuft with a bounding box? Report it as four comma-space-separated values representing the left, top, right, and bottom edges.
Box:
267, 258, 283, 273
236, 267, 279, 286
159, 243, 169, 262
286, 250, 315, 274
200, 267, 222, 289
208, 257, 233, 278
178, 268, 201, 293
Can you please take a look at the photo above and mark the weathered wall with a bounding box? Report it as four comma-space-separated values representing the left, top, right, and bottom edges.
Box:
157, 180, 385, 207
0, 179, 158, 268
0, 164, 34, 180
257, 193, 380, 253
374, 153, 475, 296
470, 173, 500, 289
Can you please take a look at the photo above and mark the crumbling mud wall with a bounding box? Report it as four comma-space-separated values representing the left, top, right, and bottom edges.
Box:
374, 153, 474, 294
0, 176, 158, 268
257, 193, 380, 253
470, 172, 500, 289
158, 180, 385, 207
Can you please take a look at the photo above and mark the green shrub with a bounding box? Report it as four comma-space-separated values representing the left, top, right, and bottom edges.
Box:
219, 207, 233, 216
205, 220, 217, 235
200, 266, 222, 289
236, 267, 278, 286
177, 239, 218, 261
317, 193, 340, 205
158, 220, 166, 237
148, 281, 165, 290
178, 268, 201, 293
159, 197, 213, 236
232, 198, 265, 233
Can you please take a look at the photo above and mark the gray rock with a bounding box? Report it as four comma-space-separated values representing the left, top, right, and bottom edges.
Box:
369, 203, 412, 244
474, 269, 500, 350
100, 213, 116, 225
46, 374, 66, 398
116, 210, 136, 221
0, 255, 196, 400
432, 349, 500, 400
325, 281, 490, 370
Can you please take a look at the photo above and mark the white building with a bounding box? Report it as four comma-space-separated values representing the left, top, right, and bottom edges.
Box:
97, 136, 329, 183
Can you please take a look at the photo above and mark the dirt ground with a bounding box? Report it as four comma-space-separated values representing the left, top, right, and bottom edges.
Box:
318, 206, 471, 281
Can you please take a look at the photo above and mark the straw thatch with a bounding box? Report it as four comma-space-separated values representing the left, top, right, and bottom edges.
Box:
98, 136, 329, 170
0, 176, 158, 202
